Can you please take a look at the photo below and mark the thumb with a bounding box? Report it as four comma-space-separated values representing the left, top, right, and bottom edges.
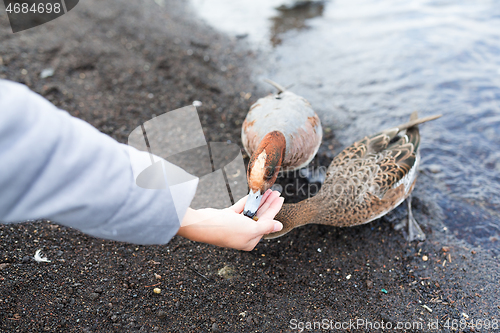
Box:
255, 219, 283, 236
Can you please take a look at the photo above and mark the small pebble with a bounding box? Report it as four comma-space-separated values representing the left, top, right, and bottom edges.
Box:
153, 288, 161, 294
154, 273, 161, 279
40, 68, 54, 79
193, 100, 202, 107
89, 292, 99, 300
422, 255, 429, 261
366, 280, 373, 289
211, 323, 220, 332
157, 310, 166, 318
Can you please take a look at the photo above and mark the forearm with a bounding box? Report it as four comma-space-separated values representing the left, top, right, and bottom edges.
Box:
0, 80, 197, 244
176, 208, 229, 245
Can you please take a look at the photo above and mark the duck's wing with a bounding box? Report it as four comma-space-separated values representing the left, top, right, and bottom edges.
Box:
324, 126, 418, 193
318, 112, 440, 226
325, 112, 441, 190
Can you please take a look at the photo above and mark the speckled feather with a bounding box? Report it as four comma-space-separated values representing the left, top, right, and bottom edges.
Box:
265, 112, 442, 239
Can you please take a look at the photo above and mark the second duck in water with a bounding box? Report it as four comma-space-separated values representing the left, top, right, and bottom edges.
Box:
265, 112, 442, 241
242, 80, 322, 218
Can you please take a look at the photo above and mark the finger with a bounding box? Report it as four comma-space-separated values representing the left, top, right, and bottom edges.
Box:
256, 190, 280, 217
258, 189, 273, 209
256, 192, 282, 218
259, 196, 284, 221
230, 194, 248, 213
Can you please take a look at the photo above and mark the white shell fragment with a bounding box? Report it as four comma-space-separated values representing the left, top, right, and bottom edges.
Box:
40, 68, 54, 79
192, 100, 202, 107
34, 249, 51, 263
421, 304, 433, 313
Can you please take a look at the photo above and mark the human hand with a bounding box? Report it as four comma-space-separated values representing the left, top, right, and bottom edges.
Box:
177, 189, 284, 251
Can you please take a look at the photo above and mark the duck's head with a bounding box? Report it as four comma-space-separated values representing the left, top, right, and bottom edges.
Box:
243, 131, 286, 218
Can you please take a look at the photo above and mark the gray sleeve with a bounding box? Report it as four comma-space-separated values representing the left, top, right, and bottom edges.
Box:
0, 80, 198, 245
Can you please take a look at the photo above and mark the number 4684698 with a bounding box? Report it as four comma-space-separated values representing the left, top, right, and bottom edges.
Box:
444, 319, 499, 330
6, 2, 61, 14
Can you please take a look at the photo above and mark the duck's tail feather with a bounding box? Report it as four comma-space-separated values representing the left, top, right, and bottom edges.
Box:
394, 112, 442, 133
263, 79, 287, 93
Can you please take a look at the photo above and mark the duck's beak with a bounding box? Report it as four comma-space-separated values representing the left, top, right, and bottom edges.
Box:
243, 189, 262, 218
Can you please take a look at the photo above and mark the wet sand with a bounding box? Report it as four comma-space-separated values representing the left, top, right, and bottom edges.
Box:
1, 0, 499, 332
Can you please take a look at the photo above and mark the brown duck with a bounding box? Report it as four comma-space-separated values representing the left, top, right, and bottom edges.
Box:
242, 79, 322, 218
264, 112, 442, 241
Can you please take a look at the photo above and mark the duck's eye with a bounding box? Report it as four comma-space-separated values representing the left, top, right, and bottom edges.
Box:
265, 167, 275, 180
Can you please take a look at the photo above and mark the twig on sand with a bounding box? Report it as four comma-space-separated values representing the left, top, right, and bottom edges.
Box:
189, 267, 210, 281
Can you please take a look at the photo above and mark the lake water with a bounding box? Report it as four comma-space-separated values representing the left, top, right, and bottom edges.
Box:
189, 0, 500, 249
